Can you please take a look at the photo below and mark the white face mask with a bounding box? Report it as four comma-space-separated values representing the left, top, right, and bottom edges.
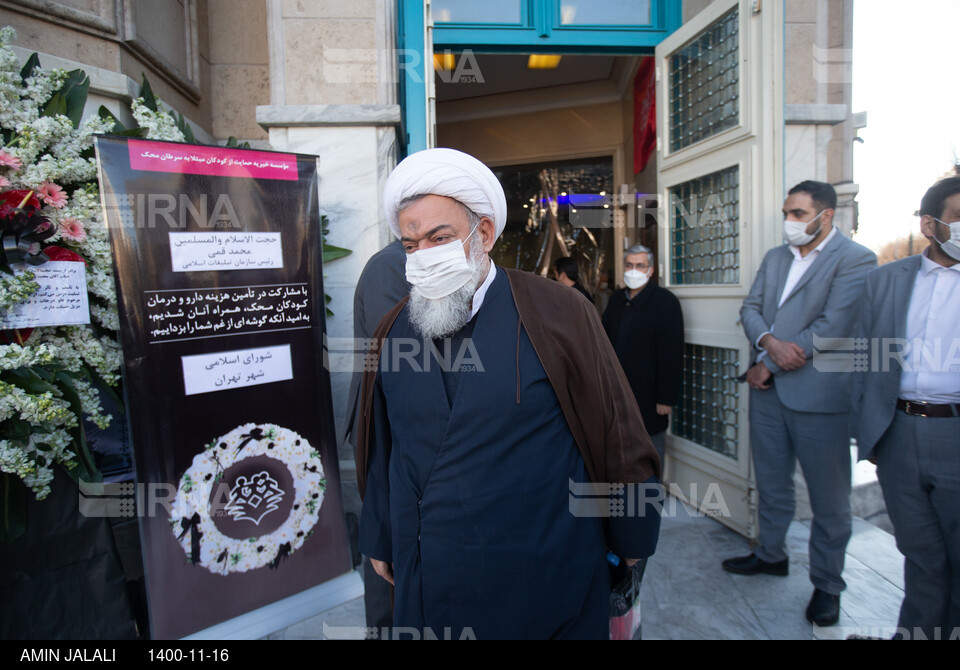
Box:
783, 210, 825, 247
405, 226, 478, 300
624, 269, 649, 290
933, 218, 960, 261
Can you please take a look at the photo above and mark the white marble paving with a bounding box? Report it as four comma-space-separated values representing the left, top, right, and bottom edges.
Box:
269, 495, 906, 639
267, 595, 366, 640
845, 517, 904, 589
637, 497, 905, 640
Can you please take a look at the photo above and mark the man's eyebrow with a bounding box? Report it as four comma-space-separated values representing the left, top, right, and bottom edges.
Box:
400, 224, 457, 242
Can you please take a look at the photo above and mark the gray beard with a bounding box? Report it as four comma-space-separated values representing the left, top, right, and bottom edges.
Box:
408, 235, 489, 340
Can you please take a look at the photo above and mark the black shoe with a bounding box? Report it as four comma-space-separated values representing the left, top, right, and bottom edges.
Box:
806, 588, 840, 626
721, 553, 789, 576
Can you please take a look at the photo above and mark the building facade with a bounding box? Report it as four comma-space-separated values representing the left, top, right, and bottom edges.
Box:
1, 0, 860, 540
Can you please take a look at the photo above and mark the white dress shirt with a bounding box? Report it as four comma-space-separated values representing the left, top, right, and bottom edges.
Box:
899, 250, 960, 404
779, 226, 839, 308
757, 227, 839, 355
469, 258, 496, 320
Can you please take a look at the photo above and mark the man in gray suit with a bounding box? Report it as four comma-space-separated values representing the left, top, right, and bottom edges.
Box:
723, 181, 877, 627
854, 176, 960, 640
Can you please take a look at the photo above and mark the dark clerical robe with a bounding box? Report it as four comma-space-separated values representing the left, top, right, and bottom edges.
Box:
357, 267, 661, 639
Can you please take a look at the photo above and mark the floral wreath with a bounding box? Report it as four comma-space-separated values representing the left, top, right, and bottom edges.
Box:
169, 423, 325, 575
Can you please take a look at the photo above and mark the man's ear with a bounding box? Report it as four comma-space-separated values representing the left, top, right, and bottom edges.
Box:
821, 207, 835, 229
919, 214, 939, 241
479, 217, 497, 253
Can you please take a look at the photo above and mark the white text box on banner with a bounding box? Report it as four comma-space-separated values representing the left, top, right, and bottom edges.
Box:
169, 232, 284, 272
181, 344, 293, 395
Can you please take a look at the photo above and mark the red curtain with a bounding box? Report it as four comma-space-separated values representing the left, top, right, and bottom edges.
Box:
633, 57, 657, 174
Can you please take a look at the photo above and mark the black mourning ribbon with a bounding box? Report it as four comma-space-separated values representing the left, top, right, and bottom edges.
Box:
178, 513, 203, 565
236, 427, 265, 454
270, 542, 291, 570
1, 207, 55, 268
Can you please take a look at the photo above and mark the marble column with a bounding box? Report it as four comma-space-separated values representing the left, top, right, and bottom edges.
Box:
784, 104, 860, 238
259, 0, 401, 461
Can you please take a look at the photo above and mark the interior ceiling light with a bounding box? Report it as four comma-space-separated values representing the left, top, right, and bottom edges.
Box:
433, 53, 456, 71
527, 54, 562, 69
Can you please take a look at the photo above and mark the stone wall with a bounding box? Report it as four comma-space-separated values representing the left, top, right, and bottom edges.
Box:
256, 0, 401, 452
207, 0, 270, 142
0, 0, 215, 134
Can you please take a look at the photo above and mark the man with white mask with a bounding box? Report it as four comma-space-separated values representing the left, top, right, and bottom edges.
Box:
727, 180, 876, 627
602, 245, 684, 466
355, 148, 662, 639
854, 176, 960, 640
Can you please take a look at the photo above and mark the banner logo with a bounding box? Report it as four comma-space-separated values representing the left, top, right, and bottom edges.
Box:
224, 471, 285, 526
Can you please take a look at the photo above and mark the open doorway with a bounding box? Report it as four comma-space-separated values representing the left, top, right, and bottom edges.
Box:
434, 52, 655, 308
492, 157, 613, 296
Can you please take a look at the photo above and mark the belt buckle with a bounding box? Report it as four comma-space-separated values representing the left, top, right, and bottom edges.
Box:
904, 400, 929, 417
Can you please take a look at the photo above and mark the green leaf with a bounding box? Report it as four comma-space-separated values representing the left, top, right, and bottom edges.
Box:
170, 110, 195, 144
59, 69, 90, 127
2, 367, 59, 396
19, 53, 40, 83
52, 372, 101, 486
42, 92, 67, 119
181, 113, 196, 143
224, 137, 252, 149
0, 474, 26, 544
0, 419, 32, 441
139, 74, 158, 112
113, 127, 148, 138
98, 105, 127, 134
322, 245, 352, 263
81, 366, 125, 420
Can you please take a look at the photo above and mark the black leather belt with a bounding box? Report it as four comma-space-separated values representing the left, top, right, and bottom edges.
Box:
897, 399, 960, 418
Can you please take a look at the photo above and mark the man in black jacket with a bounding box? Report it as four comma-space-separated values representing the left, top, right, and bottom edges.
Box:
602, 244, 684, 464
553, 256, 593, 304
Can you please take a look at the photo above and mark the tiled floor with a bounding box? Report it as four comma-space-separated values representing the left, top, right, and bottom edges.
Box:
276, 496, 906, 640
638, 499, 904, 640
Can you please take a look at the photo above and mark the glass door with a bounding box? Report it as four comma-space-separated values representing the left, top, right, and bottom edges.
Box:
655, 0, 784, 538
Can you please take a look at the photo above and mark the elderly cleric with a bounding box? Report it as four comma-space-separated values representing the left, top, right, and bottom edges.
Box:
355, 148, 662, 639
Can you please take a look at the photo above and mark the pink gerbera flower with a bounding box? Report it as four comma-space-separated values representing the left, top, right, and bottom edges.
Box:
58, 216, 86, 243
38, 182, 68, 209
0, 150, 21, 170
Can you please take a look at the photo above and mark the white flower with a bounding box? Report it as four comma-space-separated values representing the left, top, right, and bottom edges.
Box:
0, 31, 228, 504
131, 98, 186, 142
0, 272, 40, 310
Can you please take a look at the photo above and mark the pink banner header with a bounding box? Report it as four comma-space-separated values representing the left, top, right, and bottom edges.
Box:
127, 139, 299, 181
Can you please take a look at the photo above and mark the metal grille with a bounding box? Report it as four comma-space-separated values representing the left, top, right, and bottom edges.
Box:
673, 344, 740, 460
669, 8, 739, 152
669, 166, 740, 285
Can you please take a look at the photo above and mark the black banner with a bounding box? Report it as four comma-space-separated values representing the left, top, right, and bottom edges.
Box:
94, 136, 351, 639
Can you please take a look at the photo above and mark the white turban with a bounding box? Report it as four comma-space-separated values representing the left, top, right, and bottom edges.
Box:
383, 148, 507, 240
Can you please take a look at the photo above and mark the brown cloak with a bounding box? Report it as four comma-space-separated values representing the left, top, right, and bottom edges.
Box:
355, 267, 660, 499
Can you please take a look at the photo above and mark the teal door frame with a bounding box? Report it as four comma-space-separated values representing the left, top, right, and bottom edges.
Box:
398, 0, 683, 153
